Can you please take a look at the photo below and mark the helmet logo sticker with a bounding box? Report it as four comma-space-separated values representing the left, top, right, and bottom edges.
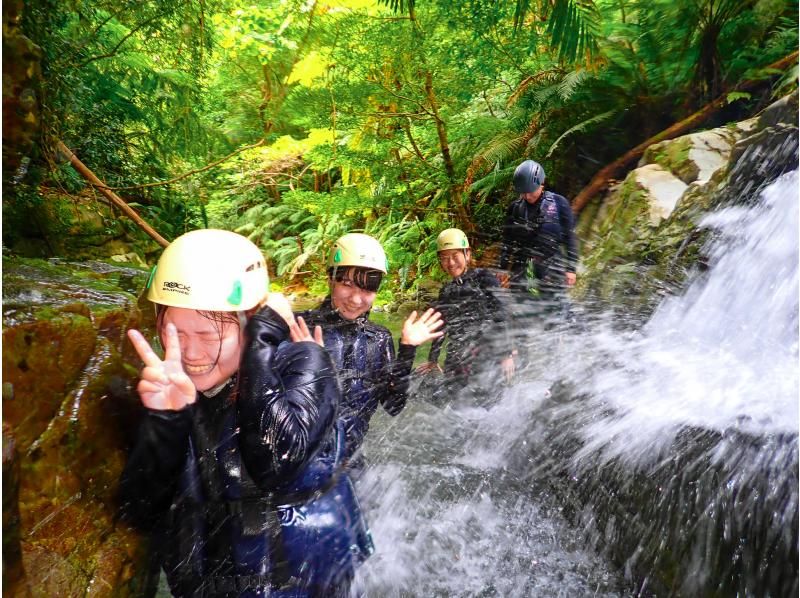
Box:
162, 281, 190, 295
334, 248, 342, 263
227, 280, 243, 306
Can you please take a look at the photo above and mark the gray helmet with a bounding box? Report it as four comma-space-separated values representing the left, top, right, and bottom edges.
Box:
513, 160, 545, 193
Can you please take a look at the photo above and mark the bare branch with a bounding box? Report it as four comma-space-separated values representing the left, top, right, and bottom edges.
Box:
93, 138, 267, 191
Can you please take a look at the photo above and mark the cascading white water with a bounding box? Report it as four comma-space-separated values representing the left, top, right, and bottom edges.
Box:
567, 170, 798, 464
354, 171, 798, 595
354, 385, 628, 596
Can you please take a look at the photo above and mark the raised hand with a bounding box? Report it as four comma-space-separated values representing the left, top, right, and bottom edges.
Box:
290, 316, 324, 347
400, 308, 444, 346
500, 355, 515, 384
127, 323, 196, 410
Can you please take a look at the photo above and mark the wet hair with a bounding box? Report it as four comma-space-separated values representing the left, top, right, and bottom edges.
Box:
329, 266, 383, 292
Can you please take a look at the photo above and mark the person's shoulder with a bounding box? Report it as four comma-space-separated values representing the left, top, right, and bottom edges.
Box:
547, 191, 571, 207
277, 336, 334, 368
470, 268, 500, 288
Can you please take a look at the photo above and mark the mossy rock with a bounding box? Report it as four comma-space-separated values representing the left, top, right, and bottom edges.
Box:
576, 92, 798, 321
2, 257, 155, 596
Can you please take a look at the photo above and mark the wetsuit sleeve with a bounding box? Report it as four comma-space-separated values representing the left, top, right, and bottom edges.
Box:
558, 196, 578, 273
238, 305, 338, 491
479, 270, 515, 356
427, 288, 447, 363
380, 334, 416, 416
499, 202, 517, 270
119, 407, 192, 530
428, 334, 445, 364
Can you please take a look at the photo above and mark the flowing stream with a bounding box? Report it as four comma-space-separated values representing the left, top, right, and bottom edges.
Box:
353, 171, 798, 595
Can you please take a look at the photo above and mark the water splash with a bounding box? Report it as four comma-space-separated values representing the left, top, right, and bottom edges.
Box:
567, 170, 798, 465
355, 171, 798, 595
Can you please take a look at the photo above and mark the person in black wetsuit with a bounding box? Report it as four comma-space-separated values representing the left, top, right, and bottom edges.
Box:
120, 229, 371, 597
296, 232, 443, 474
499, 160, 578, 308
416, 228, 515, 403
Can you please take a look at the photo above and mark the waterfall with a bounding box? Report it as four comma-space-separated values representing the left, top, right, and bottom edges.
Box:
355, 171, 798, 595
569, 170, 798, 464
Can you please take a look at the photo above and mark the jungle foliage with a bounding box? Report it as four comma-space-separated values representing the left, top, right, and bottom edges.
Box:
7, 0, 798, 293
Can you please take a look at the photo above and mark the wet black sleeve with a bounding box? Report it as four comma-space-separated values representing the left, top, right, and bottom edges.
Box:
379, 332, 416, 416
238, 305, 339, 491
479, 270, 515, 356
119, 407, 192, 530
427, 286, 447, 363
499, 202, 517, 270
557, 196, 578, 272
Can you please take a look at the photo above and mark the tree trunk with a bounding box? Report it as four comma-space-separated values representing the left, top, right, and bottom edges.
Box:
56, 141, 169, 247
571, 51, 798, 214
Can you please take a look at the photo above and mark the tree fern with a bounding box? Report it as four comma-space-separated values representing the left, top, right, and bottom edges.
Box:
544, 109, 615, 159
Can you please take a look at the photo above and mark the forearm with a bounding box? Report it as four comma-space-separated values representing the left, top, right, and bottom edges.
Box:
499, 236, 515, 270
382, 343, 416, 416
238, 306, 338, 490
119, 408, 192, 529
565, 233, 578, 272
428, 334, 445, 364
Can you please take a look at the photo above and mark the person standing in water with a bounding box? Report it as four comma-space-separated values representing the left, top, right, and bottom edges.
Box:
417, 228, 515, 402
296, 232, 443, 474
120, 229, 372, 597
499, 159, 578, 308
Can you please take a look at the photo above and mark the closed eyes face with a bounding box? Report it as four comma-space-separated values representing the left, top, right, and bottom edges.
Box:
161, 307, 243, 392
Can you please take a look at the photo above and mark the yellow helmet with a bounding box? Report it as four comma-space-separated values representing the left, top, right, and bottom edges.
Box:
327, 233, 388, 273
146, 229, 269, 311
436, 228, 470, 252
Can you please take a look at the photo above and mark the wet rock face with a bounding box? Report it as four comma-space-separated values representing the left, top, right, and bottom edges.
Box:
576, 92, 799, 321
2, 257, 156, 596
511, 383, 799, 597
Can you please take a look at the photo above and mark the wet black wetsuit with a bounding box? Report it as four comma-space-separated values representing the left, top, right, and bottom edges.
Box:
297, 297, 416, 468
499, 191, 578, 301
120, 305, 372, 597
427, 268, 513, 394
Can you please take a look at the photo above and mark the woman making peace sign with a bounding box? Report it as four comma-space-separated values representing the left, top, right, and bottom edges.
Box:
120, 229, 371, 597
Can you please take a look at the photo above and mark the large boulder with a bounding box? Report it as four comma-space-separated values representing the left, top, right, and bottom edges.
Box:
509, 382, 798, 597
2, 257, 157, 597
575, 92, 799, 321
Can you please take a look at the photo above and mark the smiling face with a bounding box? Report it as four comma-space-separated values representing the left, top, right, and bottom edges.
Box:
438, 248, 470, 279
161, 306, 243, 392
330, 269, 377, 320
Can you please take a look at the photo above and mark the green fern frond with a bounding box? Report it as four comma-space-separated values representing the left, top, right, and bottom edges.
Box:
471, 131, 526, 170
557, 69, 591, 100
544, 109, 615, 159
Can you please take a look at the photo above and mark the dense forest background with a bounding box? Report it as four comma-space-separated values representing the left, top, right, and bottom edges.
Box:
3, 0, 798, 299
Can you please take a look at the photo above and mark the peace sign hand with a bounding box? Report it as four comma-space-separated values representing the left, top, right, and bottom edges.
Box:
127, 323, 196, 411
400, 308, 445, 347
